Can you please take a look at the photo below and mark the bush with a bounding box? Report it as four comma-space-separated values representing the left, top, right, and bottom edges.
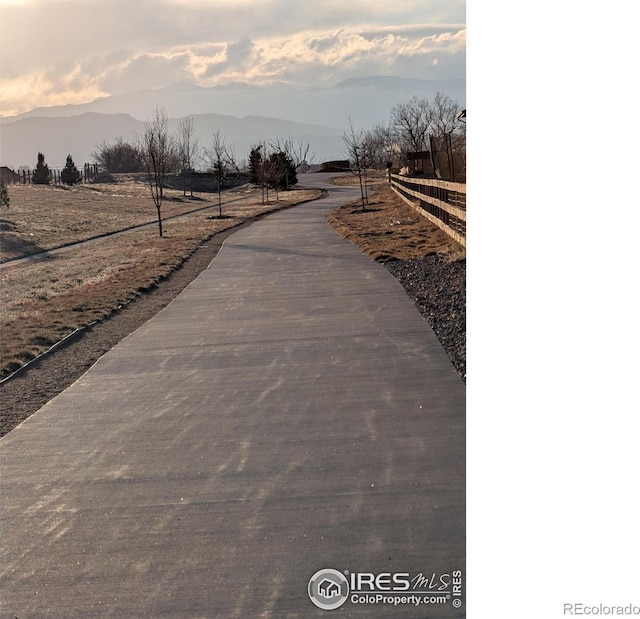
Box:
92, 137, 145, 173
0, 180, 9, 208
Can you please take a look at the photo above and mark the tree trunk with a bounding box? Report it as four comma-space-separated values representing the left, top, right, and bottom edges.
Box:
156, 205, 163, 237
358, 171, 366, 210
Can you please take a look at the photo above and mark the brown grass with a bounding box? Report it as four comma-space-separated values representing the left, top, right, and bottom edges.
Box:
326, 182, 464, 262
327, 169, 389, 187
0, 183, 321, 377
0, 180, 259, 262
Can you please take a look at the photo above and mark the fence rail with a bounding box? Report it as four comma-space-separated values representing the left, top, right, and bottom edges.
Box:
389, 174, 466, 248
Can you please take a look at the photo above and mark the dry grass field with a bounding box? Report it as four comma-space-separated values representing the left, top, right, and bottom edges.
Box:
1, 180, 256, 262
326, 179, 463, 262
0, 179, 321, 377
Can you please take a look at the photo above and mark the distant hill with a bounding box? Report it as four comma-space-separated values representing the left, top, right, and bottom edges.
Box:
0, 112, 346, 169
0, 76, 465, 131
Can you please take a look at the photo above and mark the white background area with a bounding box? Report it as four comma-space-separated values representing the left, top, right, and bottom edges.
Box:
467, 1, 639, 617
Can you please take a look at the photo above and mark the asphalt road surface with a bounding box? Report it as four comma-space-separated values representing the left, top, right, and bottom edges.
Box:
1, 175, 465, 618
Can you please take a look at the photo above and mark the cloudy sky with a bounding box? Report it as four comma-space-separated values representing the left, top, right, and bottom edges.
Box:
0, 0, 465, 117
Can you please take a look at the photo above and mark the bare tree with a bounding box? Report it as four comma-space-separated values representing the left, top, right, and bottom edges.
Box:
366, 123, 397, 169
430, 93, 465, 181
389, 96, 432, 157
287, 137, 313, 173
343, 119, 371, 210
249, 141, 275, 205
431, 92, 462, 139
264, 151, 290, 201
141, 106, 177, 237
203, 131, 238, 217
177, 116, 200, 197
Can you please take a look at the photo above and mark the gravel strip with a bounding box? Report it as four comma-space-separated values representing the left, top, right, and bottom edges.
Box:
385, 254, 466, 382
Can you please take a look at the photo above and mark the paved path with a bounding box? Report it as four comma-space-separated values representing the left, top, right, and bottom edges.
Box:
1, 175, 465, 618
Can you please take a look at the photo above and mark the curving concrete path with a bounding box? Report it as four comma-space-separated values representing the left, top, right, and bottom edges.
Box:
1, 174, 465, 618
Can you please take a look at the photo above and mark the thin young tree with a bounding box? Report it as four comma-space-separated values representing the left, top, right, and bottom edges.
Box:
177, 116, 199, 197
141, 106, 176, 237
343, 119, 370, 210
265, 151, 285, 201
203, 131, 238, 217
249, 142, 271, 204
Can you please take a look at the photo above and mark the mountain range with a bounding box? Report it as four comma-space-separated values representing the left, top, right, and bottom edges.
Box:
0, 76, 465, 168
0, 112, 345, 169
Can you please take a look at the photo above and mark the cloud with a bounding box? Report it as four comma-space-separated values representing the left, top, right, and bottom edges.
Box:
0, 1, 465, 116
98, 52, 194, 93
203, 38, 255, 78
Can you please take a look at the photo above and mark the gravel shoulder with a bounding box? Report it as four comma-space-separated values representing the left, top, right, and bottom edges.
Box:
0, 180, 465, 437
385, 255, 466, 380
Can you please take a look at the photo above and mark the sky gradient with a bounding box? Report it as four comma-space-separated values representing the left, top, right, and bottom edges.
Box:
0, 0, 465, 117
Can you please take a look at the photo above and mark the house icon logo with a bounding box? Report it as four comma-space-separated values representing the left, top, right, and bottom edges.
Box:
319, 579, 340, 598
308, 568, 349, 610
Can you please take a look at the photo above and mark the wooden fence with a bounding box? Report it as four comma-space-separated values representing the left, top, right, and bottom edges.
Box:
389, 174, 466, 248
3, 164, 99, 186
